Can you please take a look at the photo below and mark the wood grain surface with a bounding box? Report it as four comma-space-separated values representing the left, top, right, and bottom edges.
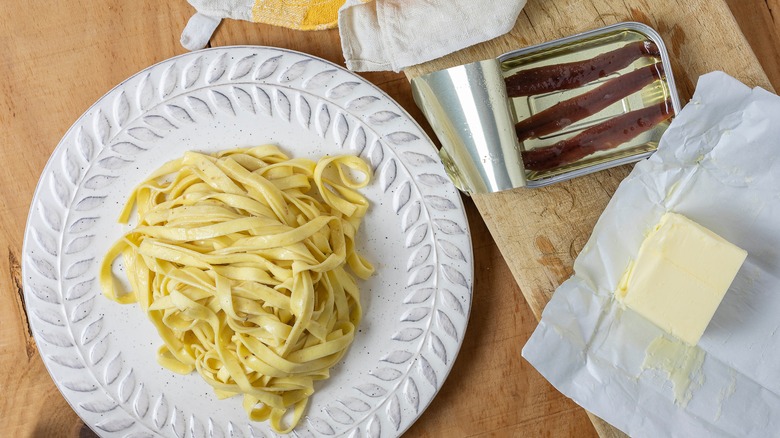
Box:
0, 1, 777, 437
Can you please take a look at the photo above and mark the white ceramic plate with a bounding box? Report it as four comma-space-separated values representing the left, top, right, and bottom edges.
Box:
22, 47, 473, 438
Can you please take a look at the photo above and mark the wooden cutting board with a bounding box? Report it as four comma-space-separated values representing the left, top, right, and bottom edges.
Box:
405, 0, 774, 436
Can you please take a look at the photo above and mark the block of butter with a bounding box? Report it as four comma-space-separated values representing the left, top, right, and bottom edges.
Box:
615, 212, 747, 345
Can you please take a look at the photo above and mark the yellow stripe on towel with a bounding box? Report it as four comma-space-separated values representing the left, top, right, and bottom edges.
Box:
252, 0, 347, 30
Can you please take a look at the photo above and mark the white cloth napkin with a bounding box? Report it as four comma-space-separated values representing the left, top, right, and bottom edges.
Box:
338, 0, 527, 72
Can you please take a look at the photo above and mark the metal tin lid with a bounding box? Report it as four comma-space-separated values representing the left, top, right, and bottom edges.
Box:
412, 60, 526, 194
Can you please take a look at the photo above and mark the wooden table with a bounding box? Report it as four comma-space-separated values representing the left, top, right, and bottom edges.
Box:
1, 1, 778, 437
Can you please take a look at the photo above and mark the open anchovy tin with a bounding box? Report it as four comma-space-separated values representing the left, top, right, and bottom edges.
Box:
411, 22, 681, 194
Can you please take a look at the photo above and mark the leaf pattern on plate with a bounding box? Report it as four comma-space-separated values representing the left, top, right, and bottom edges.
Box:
316, 103, 331, 138
303, 69, 336, 89
391, 328, 423, 343
84, 175, 118, 190
81, 317, 103, 345
66, 278, 94, 300
325, 405, 354, 425
401, 307, 430, 322
118, 369, 136, 403
80, 399, 118, 413
187, 96, 213, 118
366, 415, 381, 438
96, 417, 135, 433
349, 126, 367, 155
90, 335, 109, 365
296, 94, 311, 129
365, 139, 384, 171
143, 115, 177, 131
327, 81, 360, 99
308, 417, 335, 435
385, 131, 420, 145
407, 265, 434, 287
65, 234, 96, 254
115, 91, 131, 128
69, 295, 94, 322
65, 259, 95, 280
338, 397, 370, 414
380, 157, 397, 192
30, 284, 60, 304
346, 95, 379, 111
441, 288, 466, 316
393, 181, 411, 213
368, 110, 400, 125
433, 218, 465, 235
133, 384, 150, 418
386, 395, 401, 431
210, 90, 234, 115
229, 54, 256, 80
406, 244, 432, 272
21, 48, 472, 438
77, 127, 96, 162
275, 89, 291, 121
253, 87, 272, 116
96, 109, 111, 145
39, 330, 73, 347
402, 151, 436, 166
334, 112, 349, 147
278, 59, 309, 83
442, 264, 469, 288
232, 87, 254, 114
418, 355, 437, 387
40, 203, 62, 232
183, 56, 203, 89
208, 418, 225, 438
160, 63, 178, 98
153, 395, 169, 429
429, 333, 447, 364
98, 156, 132, 170
138, 73, 155, 111
254, 55, 281, 80
405, 224, 428, 248
381, 350, 413, 365
166, 105, 194, 123
206, 52, 227, 84
403, 288, 434, 305
33, 228, 58, 257
402, 201, 421, 232
403, 377, 420, 413
34, 308, 64, 326
63, 147, 81, 185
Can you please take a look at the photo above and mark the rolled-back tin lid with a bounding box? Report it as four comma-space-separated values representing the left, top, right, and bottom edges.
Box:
411, 60, 526, 194
411, 22, 682, 195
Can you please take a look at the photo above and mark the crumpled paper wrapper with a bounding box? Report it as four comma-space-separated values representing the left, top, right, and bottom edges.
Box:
522, 71, 780, 437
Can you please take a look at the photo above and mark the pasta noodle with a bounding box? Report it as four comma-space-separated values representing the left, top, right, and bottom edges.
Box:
100, 145, 374, 432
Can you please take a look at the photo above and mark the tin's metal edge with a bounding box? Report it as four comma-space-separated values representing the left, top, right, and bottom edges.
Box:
497, 21, 635, 63
625, 22, 683, 113
499, 21, 682, 188
525, 151, 655, 188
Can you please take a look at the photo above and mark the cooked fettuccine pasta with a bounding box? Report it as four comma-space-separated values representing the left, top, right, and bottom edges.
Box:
100, 146, 374, 432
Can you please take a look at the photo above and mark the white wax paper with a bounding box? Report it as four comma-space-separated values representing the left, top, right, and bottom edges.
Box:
522, 72, 780, 438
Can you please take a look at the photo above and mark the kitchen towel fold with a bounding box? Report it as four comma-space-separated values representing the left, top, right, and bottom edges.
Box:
338, 0, 526, 72
182, 0, 526, 73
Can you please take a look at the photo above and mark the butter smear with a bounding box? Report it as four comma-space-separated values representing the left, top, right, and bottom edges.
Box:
642, 336, 705, 406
